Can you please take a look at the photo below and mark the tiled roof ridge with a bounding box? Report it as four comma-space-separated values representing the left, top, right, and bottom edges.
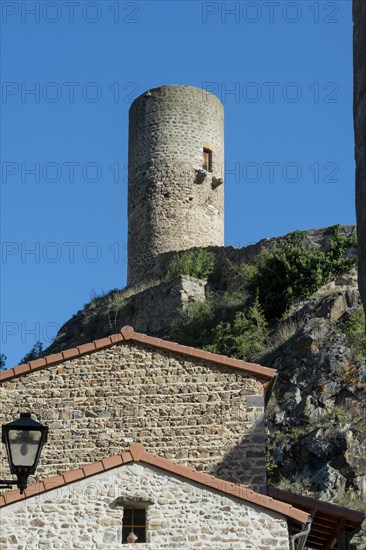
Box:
0, 325, 276, 383
0, 443, 308, 524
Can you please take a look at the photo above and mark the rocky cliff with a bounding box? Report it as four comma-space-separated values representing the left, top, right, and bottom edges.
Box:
264, 271, 366, 546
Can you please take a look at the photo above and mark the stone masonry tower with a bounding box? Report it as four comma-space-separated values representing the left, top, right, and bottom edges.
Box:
127, 85, 224, 286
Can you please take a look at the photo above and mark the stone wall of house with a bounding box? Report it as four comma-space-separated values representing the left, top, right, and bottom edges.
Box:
0, 463, 289, 550
0, 342, 267, 490
128, 85, 224, 286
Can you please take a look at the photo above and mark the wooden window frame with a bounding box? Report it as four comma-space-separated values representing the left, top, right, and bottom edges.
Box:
122, 506, 147, 544
203, 147, 213, 172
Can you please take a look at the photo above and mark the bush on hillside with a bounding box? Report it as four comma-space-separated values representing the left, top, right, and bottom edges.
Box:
172, 295, 268, 362
239, 226, 356, 321
166, 249, 216, 281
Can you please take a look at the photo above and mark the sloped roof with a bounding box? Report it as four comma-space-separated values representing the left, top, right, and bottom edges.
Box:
0, 325, 276, 385
0, 443, 308, 524
268, 487, 364, 549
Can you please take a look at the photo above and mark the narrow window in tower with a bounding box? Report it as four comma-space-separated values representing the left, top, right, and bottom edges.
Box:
203, 148, 212, 172
122, 507, 146, 544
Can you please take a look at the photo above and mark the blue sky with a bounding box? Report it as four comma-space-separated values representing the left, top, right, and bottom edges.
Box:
1, 0, 354, 367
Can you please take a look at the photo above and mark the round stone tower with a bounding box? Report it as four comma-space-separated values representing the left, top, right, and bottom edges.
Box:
127, 85, 224, 286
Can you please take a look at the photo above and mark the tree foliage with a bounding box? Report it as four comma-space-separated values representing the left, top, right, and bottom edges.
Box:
172, 299, 217, 349
0, 353, 7, 371
172, 295, 268, 362
241, 226, 357, 321
205, 296, 268, 361
20, 341, 44, 364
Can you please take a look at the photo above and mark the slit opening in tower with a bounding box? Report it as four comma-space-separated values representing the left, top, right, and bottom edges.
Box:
203, 148, 213, 172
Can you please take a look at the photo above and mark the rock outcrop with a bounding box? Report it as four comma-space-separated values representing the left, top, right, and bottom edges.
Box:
264, 271, 366, 546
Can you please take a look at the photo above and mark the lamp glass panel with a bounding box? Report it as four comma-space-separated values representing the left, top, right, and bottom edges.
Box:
8, 429, 42, 467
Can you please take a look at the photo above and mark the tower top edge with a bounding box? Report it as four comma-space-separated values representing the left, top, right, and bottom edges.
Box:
130, 84, 224, 111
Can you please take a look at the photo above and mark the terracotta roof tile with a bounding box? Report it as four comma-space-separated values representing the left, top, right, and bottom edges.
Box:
61, 348, 79, 361
82, 461, 104, 476
12, 364, 31, 375
45, 353, 64, 366
43, 475, 65, 491
3, 490, 25, 505
94, 336, 114, 350
0, 369, 15, 382
1, 326, 276, 384
154, 340, 177, 353
24, 482, 45, 499
121, 325, 134, 339
128, 332, 146, 344
130, 443, 145, 460
110, 333, 124, 345
63, 468, 85, 484
27, 358, 46, 370
136, 449, 309, 524
101, 455, 123, 470
121, 451, 133, 464
128, 331, 276, 380
148, 455, 188, 478
0, 445, 309, 525
140, 335, 161, 347
77, 343, 97, 355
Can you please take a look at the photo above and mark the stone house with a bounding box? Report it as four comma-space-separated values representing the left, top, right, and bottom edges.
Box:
0, 325, 275, 491
0, 326, 363, 548
0, 444, 304, 549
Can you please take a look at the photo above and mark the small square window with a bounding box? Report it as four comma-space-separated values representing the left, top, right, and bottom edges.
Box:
203, 148, 212, 172
122, 507, 146, 544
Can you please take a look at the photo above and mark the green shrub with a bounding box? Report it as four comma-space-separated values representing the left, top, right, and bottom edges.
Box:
206, 296, 268, 361
242, 232, 324, 320
172, 298, 217, 349
339, 308, 366, 361
331, 405, 349, 423
172, 295, 268, 362
239, 226, 357, 321
166, 249, 216, 281
323, 225, 357, 280
275, 474, 311, 493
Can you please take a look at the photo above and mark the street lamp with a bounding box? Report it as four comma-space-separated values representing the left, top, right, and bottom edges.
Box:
1, 413, 48, 494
